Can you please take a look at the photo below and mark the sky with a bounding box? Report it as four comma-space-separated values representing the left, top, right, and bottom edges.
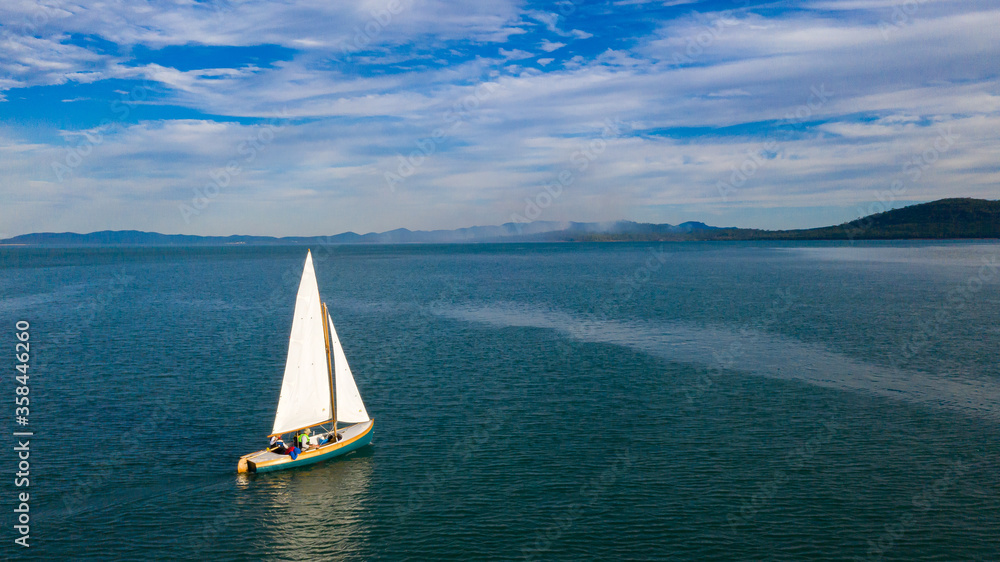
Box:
0, 0, 997, 237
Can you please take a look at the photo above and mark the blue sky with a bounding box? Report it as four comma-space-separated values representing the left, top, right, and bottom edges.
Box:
1, 0, 997, 236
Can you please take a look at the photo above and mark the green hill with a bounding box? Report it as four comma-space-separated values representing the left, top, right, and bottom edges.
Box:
831, 198, 1000, 239
564, 198, 1000, 242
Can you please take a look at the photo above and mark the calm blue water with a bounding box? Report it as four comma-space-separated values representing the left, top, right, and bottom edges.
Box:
2, 241, 999, 560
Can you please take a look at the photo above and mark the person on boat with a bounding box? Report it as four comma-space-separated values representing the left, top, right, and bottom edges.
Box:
297, 428, 311, 451
269, 436, 288, 454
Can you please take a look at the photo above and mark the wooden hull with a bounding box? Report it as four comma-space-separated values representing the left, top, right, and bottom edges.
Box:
238, 419, 374, 473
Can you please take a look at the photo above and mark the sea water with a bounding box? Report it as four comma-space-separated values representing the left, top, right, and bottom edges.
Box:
1, 241, 998, 560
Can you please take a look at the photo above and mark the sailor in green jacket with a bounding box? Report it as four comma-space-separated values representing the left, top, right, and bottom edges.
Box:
297, 428, 311, 451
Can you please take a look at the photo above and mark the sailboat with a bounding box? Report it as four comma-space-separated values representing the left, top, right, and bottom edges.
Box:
237, 250, 374, 473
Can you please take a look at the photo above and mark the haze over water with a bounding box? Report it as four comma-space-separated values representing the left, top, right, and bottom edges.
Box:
2, 241, 998, 560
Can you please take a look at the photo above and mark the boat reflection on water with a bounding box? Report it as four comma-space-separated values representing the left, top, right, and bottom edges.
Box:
252, 448, 375, 558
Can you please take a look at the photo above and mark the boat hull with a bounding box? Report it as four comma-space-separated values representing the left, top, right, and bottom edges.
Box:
238, 419, 374, 473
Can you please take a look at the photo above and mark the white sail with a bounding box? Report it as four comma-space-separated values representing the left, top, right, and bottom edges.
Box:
329, 313, 370, 423
271, 251, 333, 435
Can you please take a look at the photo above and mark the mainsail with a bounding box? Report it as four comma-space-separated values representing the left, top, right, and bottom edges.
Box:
329, 313, 370, 423
271, 251, 334, 435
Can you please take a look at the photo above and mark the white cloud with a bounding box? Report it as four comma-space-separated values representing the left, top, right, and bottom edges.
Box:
707, 89, 751, 97
616, 0, 700, 5
539, 40, 566, 52
525, 11, 561, 33
0, 31, 116, 90
0, 0, 525, 93
499, 48, 534, 60
803, 0, 950, 10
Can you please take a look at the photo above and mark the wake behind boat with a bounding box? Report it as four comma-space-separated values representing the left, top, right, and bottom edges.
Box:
237, 250, 374, 473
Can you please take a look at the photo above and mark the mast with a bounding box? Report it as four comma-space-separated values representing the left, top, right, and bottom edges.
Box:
321, 302, 337, 433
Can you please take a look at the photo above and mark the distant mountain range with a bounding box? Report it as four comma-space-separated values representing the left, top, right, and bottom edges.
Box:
0, 219, 722, 245
3, 198, 998, 246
